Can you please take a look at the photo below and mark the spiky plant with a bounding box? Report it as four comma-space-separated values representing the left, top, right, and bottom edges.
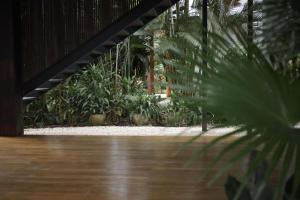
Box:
158, 0, 300, 199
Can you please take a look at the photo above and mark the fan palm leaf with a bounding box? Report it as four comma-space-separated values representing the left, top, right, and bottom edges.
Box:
157, 2, 300, 198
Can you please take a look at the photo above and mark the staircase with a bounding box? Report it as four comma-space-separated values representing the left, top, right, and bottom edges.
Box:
22, 0, 178, 105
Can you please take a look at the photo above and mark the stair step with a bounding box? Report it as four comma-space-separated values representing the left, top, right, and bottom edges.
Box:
23, 96, 36, 101
145, 8, 158, 17
22, 0, 179, 104
125, 25, 143, 34
35, 88, 49, 92
112, 36, 125, 44
64, 65, 85, 75
102, 45, 114, 50
103, 40, 116, 46
158, 0, 172, 7
90, 49, 103, 57
155, 5, 170, 13
28, 88, 49, 97
102, 40, 116, 49
75, 59, 91, 66
49, 78, 63, 83
95, 46, 107, 52
116, 30, 130, 37
38, 82, 54, 89
130, 19, 144, 27
140, 16, 157, 23
63, 69, 77, 75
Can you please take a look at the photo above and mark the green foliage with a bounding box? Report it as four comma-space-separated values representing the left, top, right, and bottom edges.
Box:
161, 106, 202, 126
72, 63, 115, 117
127, 94, 161, 124
262, 0, 300, 63
23, 2, 300, 199
225, 151, 300, 200
158, 1, 300, 199
121, 76, 144, 95
225, 176, 252, 200
24, 96, 53, 128
160, 93, 202, 127
24, 60, 162, 127
24, 79, 78, 127
129, 36, 150, 77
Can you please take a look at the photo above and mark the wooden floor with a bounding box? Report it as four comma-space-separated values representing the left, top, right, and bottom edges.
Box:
0, 136, 239, 200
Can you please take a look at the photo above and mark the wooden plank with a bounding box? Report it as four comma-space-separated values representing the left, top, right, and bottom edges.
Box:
0, 136, 240, 199
0, 0, 23, 136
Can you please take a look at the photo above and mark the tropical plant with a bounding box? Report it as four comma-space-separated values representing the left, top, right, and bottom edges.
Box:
158, 0, 300, 199
161, 105, 202, 126
159, 92, 202, 126
127, 94, 161, 124
24, 96, 53, 127
225, 150, 274, 200
24, 77, 79, 127
225, 150, 300, 200
115, 35, 150, 78
121, 76, 145, 95
72, 63, 116, 118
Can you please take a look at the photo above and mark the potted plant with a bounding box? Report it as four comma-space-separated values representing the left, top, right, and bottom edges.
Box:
128, 94, 160, 126
73, 64, 114, 126
106, 93, 125, 125
89, 113, 106, 126
131, 112, 149, 126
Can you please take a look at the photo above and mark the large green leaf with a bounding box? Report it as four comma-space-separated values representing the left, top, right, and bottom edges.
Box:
159, 2, 300, 199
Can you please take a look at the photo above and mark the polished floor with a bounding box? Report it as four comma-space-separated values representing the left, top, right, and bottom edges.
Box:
0, 136, 239, 200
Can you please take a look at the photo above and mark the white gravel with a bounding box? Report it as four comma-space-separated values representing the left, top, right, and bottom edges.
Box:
25, 126, 237, 136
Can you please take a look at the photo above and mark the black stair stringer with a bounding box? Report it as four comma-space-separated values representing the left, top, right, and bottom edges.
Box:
23, 0, 179, 105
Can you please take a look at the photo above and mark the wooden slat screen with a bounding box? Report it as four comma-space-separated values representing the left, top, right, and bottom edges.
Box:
20, 0, 144, 82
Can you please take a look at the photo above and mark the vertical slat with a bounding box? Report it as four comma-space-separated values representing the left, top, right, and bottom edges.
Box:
85, 0, 94, 38
21, 0, 148, 83
102, 0, 112, 27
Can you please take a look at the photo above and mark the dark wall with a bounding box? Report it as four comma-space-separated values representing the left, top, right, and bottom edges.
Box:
0, 1, 23, 136
20, 0, 144, 82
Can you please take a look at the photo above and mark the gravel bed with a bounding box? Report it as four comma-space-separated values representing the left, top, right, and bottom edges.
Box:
25, 126, 237, 136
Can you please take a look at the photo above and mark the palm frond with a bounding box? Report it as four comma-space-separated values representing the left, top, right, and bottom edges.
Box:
157, 2, 300, 198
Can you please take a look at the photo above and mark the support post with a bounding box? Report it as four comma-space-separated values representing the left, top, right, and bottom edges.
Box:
246, 0, 254, 135
248, 0, 254, 60
147, 35, 155, 95
202, 0, 208, 132
0, 0, 23, 136
165, 51, 173, 97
